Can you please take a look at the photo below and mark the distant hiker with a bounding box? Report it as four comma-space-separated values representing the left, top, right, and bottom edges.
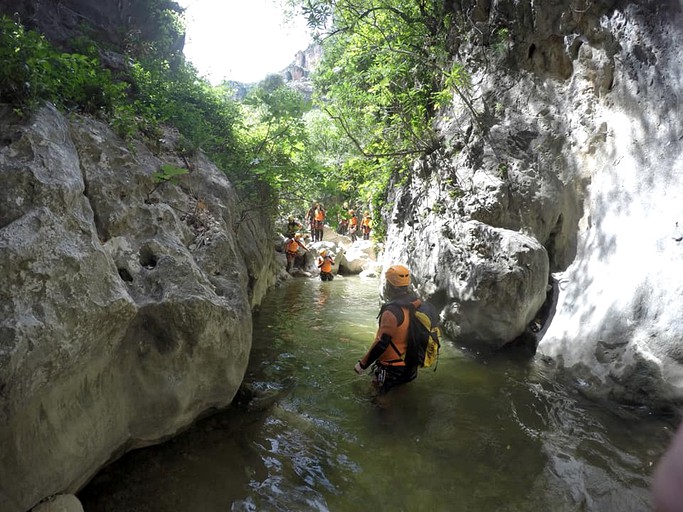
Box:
285, 215, 303, 238
361, 211, 372, 240
317, 249, 335, 281
348, 209, 358, 242
313, 203, 326, 242
337, 202, 350, 235
305, 202, 318, 240
354, 264, 419, 392
284, 233, 309, 272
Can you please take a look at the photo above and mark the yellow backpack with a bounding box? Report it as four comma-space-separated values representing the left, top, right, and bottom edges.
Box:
380, 298, 442, 370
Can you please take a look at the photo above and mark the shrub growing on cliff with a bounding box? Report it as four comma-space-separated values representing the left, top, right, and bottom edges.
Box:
0, 13, 336, 223
128, 58, 243, 164
0, 16, 128, 114
0, 16, 248, 185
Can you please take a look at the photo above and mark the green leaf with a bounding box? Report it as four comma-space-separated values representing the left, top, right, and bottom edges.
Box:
153, 164, 188, 183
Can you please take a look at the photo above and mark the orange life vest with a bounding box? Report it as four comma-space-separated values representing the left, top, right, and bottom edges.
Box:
286, 239, 299, 254
314, 208, 325, 222
318, 255, 333, 273
360, 305, 411, 368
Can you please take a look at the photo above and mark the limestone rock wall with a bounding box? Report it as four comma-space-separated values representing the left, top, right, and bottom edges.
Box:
536, 0, 683, 405
382, 0, 683, 404
0, 105, 277, 512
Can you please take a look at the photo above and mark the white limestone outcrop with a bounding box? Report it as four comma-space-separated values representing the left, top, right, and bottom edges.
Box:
382, 1, 683, 404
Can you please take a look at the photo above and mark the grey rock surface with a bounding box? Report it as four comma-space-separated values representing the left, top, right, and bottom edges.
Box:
382, 1, 683, 404
0, 105, 276, 512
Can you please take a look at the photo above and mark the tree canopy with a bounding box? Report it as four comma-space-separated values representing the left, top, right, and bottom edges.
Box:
287, 0, 470, 237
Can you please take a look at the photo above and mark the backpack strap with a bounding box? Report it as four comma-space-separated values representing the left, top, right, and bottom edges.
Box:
378, 297, 421, 324
384, 338, 405, 363
377, 298, 420, 363
378, 302, 405, 326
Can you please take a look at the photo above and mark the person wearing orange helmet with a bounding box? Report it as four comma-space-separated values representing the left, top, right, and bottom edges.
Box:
354, 264, 419, 392
361, 210, 372, 240
283, 232, 309, 273
317, 249, 336, 281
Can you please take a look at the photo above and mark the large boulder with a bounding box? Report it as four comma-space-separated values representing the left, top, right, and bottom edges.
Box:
442, 222, 549, 348
383, 217, 549, 349
339, 240, 376, 274
0, 105, 276, 512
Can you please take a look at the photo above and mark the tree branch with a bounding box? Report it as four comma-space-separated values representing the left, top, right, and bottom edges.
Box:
323, 106, 423, 159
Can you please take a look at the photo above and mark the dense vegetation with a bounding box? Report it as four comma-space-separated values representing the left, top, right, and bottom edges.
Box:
0, 0, 470, 241
297, 0, 469, 238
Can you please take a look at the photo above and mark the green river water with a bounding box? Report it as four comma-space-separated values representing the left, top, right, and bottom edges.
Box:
79, 276, 676, 511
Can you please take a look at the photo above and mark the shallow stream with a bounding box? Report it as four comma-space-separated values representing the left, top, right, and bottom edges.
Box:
79, 276, 675, 511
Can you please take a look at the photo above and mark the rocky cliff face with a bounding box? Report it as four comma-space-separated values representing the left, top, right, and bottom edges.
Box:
381, 0, 683, 406
281, 43, 323, 98
0, 3, 280, 509
0, 105, 278, 512
0, 0, 184, 56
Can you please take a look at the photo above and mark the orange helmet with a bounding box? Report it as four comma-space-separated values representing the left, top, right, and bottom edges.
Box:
385, 264, 410, 287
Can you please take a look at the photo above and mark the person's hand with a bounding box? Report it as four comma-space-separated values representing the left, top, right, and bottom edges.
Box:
354, 361, 365, 375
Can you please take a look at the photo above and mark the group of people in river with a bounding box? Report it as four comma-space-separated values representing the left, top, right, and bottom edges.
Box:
281, 200, 374, 279
282, 233, 425, 392
281, 230, 338, 282
284, 202, 683, 505
283, 203, 430, 394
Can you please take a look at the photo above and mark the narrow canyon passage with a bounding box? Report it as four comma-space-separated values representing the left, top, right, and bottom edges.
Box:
79, 276, 673, 511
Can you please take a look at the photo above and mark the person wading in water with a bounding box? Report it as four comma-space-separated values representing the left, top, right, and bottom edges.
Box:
354, 264, 419, 393
317, 249, 336, 281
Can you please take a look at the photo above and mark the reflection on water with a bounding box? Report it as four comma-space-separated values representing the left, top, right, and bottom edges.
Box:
80, 276, 675, 511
